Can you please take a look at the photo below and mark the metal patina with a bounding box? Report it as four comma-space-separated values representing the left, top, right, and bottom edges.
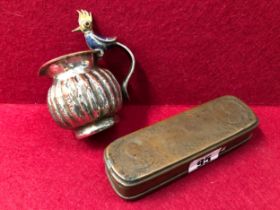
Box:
39, 10, 135, 138
104, 96, 259, 199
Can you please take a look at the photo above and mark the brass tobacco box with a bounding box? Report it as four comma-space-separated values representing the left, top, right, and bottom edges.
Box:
104, 96, 259, 199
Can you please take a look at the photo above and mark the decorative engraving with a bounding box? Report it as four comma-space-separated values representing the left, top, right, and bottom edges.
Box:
122, 140, 156, 170
213, 98, 250, 125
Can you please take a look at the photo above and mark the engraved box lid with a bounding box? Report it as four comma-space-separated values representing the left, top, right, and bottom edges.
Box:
104, 96, 258, 199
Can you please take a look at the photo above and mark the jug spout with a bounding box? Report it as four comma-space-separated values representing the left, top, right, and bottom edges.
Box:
38, 50, 96, 78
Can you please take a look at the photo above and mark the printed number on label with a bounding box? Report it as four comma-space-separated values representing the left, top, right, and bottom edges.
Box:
188, 148, 222, 173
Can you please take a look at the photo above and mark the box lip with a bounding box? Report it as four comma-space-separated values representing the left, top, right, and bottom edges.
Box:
105, 121, 258, 187
106, 134, 254, 200
105, 162, 191, 200
104, 95, 259, 186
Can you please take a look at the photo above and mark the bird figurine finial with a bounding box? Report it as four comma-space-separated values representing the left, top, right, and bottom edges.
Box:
72, 10, 93, 33
72, 9, 136, 99
72, 9, 117, 54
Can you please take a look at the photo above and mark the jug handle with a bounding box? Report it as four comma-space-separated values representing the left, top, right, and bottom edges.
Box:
112, 42, 135, 100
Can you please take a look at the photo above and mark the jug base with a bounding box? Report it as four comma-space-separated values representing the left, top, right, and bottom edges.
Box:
75, 116, 118, 139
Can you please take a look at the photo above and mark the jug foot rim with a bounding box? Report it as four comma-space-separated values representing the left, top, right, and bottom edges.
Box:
75, 116, 118, 139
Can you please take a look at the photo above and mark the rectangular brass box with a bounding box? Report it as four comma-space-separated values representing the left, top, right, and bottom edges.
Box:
104, 96, 258, 199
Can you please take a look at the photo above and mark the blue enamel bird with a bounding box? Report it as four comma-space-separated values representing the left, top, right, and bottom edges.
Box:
72, 10, 116, 53
72, 10, 135, 99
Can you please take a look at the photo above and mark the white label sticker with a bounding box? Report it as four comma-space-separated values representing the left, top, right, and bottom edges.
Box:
188, 148, 222, 173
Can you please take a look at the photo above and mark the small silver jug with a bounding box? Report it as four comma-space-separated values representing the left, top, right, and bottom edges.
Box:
39, 10, 135, 138
39, 49, 134, 139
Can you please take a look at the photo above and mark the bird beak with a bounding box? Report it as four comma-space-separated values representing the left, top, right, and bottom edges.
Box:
72, 26, 81, 32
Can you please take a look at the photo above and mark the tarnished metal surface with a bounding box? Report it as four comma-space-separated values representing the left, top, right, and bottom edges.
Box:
105, 96, 259, 199
39, 10, 136, 138
39, 51, 122, 138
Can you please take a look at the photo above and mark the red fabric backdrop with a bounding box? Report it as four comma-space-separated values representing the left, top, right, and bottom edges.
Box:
0, 0, 279, 104
0, 0, 280, 209
0, 104, 279, 210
